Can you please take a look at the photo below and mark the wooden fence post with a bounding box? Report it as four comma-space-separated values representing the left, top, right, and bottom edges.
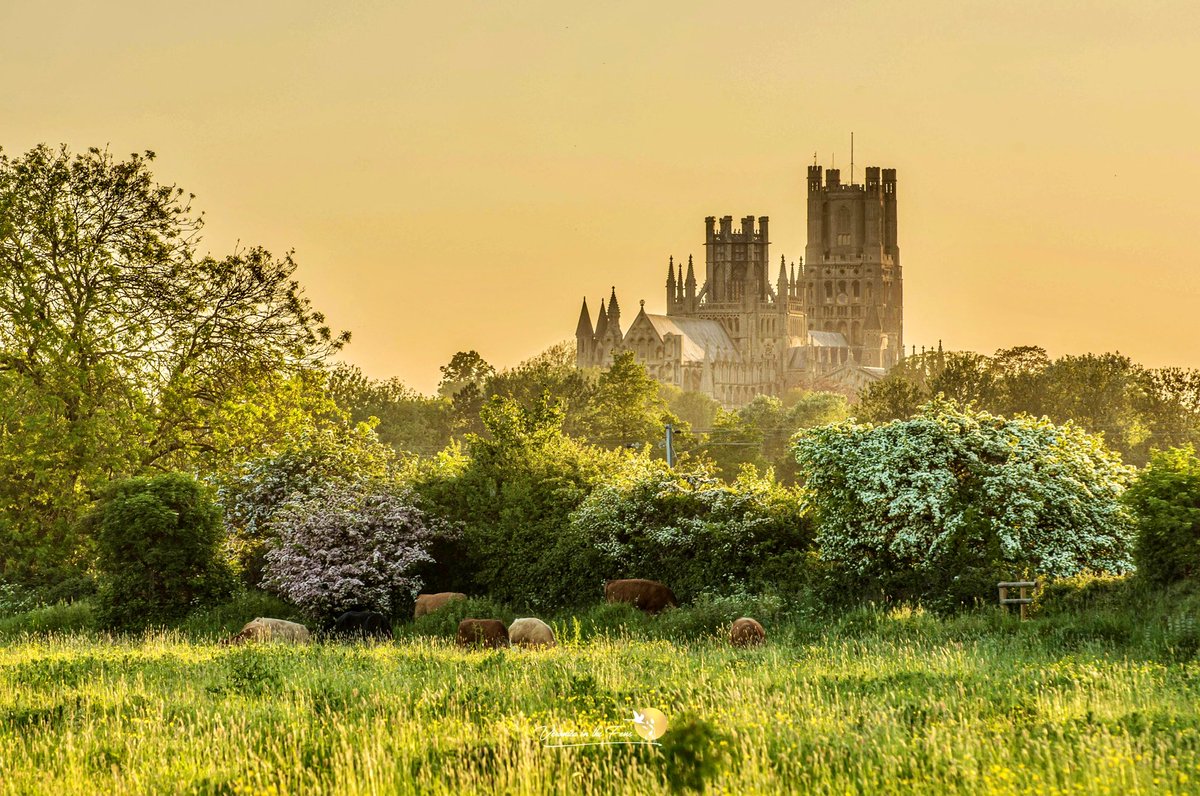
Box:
998, 581, 1036, 620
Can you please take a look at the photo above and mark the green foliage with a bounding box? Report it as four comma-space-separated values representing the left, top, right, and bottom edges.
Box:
1031, 573, 1133, 618
701, 391, 848, 481
578, 351, 679, 451
91, 473, 237, 630
571, 456, 812, 601
858, 347, 1200, 466
658, 713, 729, 793
328, 363, 451, 456
794, 400, 1136, 609
1125, 446, 1200, 587
415, 395, 625, 610
0, 145, 345, 586
0, 601, 96, 638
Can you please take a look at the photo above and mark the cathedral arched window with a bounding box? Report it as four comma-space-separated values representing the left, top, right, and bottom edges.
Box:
836, 206, 851, 246
852, 281, 860, 301
824, 282, 833, 303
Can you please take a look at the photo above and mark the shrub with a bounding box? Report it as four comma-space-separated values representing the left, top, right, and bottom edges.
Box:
91, 473, 237, 631
0, 601, 96, 638
658, 713, 729, 793
793, 400, 1136, 608
571, 457, 812, 602
1124, 445, 1200, 587
214, 422, 396, 585
415, 395, 624, 611
263, 480, 457, 620
1030, 572, 1133, 618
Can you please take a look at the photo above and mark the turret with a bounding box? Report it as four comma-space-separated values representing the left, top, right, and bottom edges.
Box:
607, 287, 622, 336
593, 298, 608, 343
685, 254, 697, 310
666, 257, 677, 310
574, 298, 594, 365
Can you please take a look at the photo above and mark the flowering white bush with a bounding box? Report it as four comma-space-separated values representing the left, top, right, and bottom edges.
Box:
792, 400, 1135, 581
263, 480, 457, 617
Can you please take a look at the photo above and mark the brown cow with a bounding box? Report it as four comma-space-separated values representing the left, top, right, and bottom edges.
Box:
414, 592, 467, 619
509, 617, 556, 648
456, 619, 510, 649
223, 617, 311, 645
729, 617, 766, 647
604, 579, 678, 614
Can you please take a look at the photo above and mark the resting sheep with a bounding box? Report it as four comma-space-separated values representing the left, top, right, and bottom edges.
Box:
223, 617, 310, 645
508, 617, 555, 648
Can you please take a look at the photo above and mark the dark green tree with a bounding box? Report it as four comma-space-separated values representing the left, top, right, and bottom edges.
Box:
90, 473, 236, 630
1124, 446, 1200, 587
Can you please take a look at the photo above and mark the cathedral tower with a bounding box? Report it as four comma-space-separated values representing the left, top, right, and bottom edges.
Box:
802, 164, 903, 368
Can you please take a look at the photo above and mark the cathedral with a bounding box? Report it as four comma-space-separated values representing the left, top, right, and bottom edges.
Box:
574, 164, 905, 406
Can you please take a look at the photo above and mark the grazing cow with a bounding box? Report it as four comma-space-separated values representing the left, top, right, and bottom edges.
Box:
604, 579, 678, 614
729, 617, 766, 647
509, 617, 555, 648
456, 619, 510, 649
414, 592, 468, 619
224, 617, 310, 645
331, 610, 393, 641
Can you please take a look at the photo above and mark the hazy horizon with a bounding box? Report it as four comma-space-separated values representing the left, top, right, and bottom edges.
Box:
4, 1, 1197, 394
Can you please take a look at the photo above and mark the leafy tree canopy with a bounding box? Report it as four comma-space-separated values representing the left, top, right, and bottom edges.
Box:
0, 144, 346, 584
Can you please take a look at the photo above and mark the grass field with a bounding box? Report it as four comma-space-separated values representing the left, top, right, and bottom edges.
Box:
3, 602, 1200, 795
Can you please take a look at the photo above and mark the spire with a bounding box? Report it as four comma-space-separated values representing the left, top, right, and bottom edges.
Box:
676, 267, 684, 303
666, 257, 676, 308
685, 254, 697, 300
575, 297, 593, 338
777, 255, 788, 301
607, 287, 622, 335
594, 298, 609, 341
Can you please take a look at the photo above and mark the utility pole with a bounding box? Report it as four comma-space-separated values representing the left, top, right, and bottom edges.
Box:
664, 423, 675, 468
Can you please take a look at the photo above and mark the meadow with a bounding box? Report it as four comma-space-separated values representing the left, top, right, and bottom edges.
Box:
3, 596, 1200, 795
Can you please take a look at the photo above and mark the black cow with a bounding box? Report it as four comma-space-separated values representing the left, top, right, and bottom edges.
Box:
331, 610, 393, 641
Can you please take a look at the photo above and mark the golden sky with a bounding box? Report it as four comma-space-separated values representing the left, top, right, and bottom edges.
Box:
4, 1, 1198, 393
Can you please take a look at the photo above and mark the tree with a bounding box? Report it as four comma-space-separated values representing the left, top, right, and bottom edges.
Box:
90, 473, 236, 630
578, 351, 678, 451
1124, 446, 1200, 587
328, 363, 451, 455
793, 400, 1135, 607
570, 456, 811, 601
0, 145, 346, 585
437, 350, 495, 398
264, 480, 457, 619
415, 394, 626, 609
437, 350, 495, 438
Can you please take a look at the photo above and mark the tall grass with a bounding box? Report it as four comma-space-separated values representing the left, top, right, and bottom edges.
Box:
3, 602, 1200, 794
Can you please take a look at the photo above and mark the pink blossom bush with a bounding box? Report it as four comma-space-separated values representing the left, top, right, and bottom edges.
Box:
263, 480, 457, 617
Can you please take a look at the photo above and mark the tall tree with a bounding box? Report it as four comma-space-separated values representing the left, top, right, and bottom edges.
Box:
0, 144, 346, 584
